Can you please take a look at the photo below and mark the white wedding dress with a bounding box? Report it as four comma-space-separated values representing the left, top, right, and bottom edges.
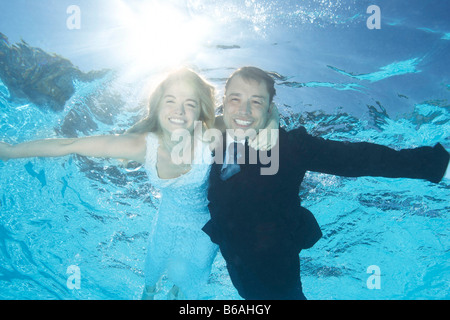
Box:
143, 133, 218, 299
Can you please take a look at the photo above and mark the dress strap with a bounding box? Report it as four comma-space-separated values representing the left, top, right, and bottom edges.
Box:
144, 132, 159, 174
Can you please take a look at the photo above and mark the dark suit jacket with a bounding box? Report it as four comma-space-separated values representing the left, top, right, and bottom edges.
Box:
202, 127, 449, 296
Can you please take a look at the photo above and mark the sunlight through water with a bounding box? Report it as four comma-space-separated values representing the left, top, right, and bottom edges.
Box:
109, 0, 214, 77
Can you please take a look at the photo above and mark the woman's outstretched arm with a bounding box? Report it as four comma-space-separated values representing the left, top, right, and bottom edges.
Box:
0, 133, 147, 164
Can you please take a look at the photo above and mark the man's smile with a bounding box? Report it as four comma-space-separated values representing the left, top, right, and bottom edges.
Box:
233, 118, 254, 127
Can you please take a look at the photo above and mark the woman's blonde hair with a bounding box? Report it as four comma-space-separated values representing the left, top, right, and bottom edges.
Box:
127, 68, 216, 134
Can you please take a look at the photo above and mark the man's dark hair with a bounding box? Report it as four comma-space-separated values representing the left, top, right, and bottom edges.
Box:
225, 66, 276, 104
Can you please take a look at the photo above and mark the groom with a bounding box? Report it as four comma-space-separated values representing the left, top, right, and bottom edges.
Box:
202, 66, 450, 300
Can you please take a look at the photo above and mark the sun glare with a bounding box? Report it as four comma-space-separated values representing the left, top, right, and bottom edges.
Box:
111, 0, 212, 76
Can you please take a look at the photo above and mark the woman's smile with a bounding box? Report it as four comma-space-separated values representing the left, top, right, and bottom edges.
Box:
168, 117, 187, 125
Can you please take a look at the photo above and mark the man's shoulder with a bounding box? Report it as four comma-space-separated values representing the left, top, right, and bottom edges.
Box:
280, 126, 309, 142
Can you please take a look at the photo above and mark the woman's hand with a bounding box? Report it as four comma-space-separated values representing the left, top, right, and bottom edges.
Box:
0, 142, 12, 162
249, 103, 280, 151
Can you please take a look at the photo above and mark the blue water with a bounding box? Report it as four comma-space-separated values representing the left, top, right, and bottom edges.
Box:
0, 0, 449, 300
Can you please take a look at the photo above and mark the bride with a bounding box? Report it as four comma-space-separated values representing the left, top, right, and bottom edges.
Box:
0, 68, 278, 299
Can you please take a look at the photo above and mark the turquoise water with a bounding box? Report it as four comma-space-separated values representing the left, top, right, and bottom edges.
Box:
0, 0, 449, 300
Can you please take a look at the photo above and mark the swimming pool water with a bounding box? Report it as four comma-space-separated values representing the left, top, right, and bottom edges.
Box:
0, 0, 449, 300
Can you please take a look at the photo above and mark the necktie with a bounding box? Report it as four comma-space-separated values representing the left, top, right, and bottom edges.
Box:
220, 142, 244, 181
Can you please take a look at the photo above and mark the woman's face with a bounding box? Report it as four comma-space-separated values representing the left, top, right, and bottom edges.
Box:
157, 81, 201, 136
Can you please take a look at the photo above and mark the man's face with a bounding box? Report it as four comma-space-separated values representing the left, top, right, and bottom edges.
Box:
223, 75, 272, 140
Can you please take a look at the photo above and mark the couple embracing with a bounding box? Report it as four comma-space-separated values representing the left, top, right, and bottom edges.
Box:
1, 67, 448, 300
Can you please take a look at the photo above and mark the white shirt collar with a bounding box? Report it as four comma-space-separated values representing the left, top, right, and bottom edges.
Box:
224, 131, 245, 164
225, 131, 245, 149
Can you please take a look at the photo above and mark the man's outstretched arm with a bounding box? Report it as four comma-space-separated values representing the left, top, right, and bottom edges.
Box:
289, 127, 450, 184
